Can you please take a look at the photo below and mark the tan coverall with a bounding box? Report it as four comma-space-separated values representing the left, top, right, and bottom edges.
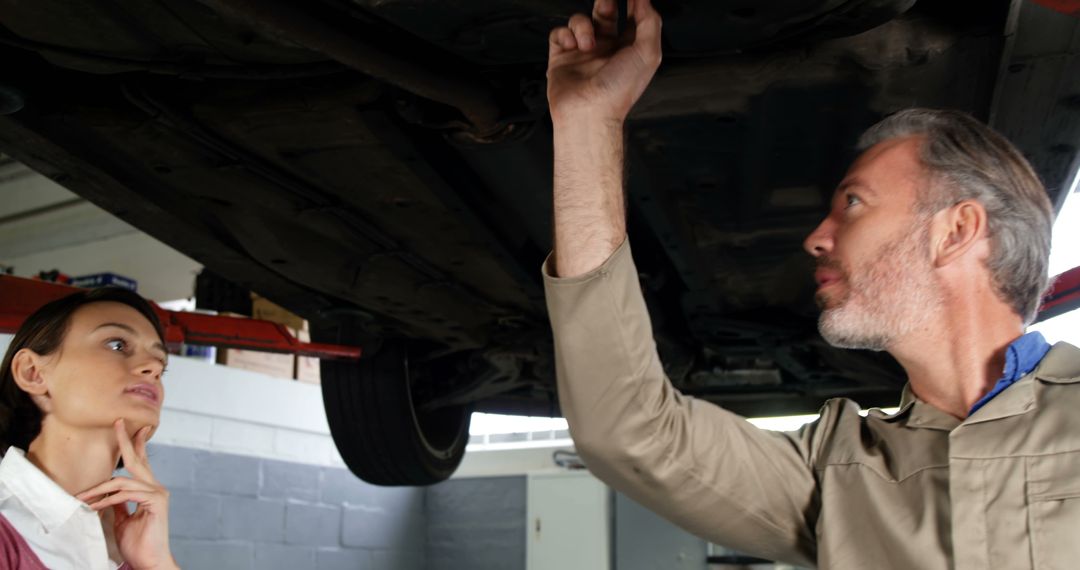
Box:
543, 239, 1080, 569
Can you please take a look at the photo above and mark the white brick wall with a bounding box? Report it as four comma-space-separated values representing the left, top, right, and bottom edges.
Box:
157, 354, 344, 467
153, 409, 214, 447
210, 418, 277, 456
1, 334, 574, 475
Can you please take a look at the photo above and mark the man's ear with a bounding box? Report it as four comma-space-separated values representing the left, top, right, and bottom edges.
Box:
10, 349, 52, 410
932, 199, 988, 268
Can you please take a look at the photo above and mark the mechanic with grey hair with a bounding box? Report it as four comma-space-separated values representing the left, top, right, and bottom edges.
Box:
542, 0, 1078, 567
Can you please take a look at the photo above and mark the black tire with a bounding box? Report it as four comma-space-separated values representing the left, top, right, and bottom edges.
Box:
314, 321, 471, 486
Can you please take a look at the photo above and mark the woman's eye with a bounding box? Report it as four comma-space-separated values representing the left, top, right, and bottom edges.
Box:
844, 193, 862, 208
105, 339, 127, 352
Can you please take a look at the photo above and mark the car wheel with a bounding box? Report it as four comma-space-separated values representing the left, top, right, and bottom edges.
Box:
315, 322, 471, 486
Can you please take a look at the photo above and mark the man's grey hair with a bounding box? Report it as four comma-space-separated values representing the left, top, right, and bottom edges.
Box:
857, 109, 1055, 324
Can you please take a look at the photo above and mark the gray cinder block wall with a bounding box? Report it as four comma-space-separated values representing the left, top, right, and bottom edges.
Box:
149, 445, 723, 570
147, 443, 426, 570
426, 476, 526, 570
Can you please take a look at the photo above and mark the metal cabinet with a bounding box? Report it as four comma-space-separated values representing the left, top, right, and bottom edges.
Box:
526, 470, 612, 570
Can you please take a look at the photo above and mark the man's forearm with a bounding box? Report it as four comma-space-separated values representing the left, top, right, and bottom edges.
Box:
551, 117, 627, 278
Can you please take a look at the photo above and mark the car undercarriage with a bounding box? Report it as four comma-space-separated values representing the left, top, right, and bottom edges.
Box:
1, 0, 1078, 483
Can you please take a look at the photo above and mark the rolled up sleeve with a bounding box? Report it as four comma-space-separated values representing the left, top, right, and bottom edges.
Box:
543, 239, 822, 566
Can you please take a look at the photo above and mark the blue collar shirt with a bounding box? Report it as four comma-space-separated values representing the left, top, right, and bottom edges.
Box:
968, 331, 1052, 415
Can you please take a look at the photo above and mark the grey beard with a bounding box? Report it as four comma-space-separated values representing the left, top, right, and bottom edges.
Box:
819, 308, 892, 351
817, 223, 941, 351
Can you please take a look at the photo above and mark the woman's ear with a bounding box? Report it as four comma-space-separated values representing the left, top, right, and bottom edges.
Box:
10, 349, 52, 411
932, 199, 988, 268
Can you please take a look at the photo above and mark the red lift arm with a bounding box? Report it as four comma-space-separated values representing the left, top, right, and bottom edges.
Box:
2, 265, 1079, 355
1031, 0, 1080, 17
1039, 265, 1080, 323
0, 274, 361, 360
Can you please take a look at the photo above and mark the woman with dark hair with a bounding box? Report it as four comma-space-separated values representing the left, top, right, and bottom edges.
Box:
0, 287, 177, 569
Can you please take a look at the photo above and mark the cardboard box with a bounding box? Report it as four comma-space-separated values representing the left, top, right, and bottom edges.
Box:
217, 347, 295, 379
214, 305, 322, 383
294, 327, 321, 385
72, 272, 137, 291
251, 294, 306, 331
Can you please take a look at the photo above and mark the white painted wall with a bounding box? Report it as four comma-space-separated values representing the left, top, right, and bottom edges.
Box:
0, 164, 202, 302
0, 333, 581, 475
154, 354, 344, 466
0, 162, 75, 216
455, 445, 576, 479
3, 232, 203, 303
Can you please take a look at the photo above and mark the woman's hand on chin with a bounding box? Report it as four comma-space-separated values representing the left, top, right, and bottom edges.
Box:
76, 419, 179, 570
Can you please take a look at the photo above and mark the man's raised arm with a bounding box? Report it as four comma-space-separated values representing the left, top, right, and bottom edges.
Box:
546, 0, 661, 277
544, 1, 823, 565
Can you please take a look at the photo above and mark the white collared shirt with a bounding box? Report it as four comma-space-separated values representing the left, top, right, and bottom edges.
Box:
0, 447, 123, 570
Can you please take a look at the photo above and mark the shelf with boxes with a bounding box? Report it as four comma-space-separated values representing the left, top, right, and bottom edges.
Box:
0, 274, 361, 387
210, 294, 322, 383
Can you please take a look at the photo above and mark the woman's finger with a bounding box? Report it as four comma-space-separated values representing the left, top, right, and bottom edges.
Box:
88, 490, 158, 511
134, 426, 151, 462
114, 419, 138, 466
112, 503, 131, 525
114, 419, 154, 481
568, 14, 596, 51
76, 476, 156, 502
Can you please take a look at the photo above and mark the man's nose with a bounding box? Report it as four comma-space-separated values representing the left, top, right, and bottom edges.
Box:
803, 218, 834, 258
